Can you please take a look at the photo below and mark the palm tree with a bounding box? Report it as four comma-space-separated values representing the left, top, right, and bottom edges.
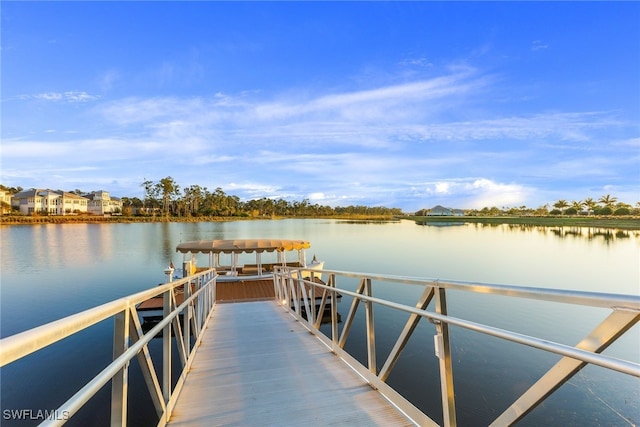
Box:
570, 200, 584, 215
598, 194, 617, 209
553, 199, 569, 214
583, 198, 597, 215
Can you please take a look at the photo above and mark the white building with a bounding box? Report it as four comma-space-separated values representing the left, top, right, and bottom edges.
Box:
0, 190, 13, 214
59, 191, 90, 214
83, 190, 122, 215
11, 189, 89, 215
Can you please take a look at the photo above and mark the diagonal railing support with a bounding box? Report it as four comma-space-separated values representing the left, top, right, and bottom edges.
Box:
314, 280, 330, 330
338, 278, 367, 349
379, 285, 435, 382
128, 307, 165, 419
490, 308, 640, 426
170, 291, 187, 369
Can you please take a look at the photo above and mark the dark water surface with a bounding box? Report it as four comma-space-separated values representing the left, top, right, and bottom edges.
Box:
1, 220, 638, 425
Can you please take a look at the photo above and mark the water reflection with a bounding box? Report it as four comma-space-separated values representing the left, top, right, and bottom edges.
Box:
1, 219, 638, 427
467, 222, 635, 244
337, 219, 401, 224
416, 221, 466, 227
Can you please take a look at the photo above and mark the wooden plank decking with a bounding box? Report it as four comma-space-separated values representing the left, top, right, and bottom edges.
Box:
167, 301, 415, 426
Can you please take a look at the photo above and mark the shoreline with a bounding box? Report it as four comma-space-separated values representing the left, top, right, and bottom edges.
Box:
1, 214, 639, 230
0, 214, 396, 225
408, 215, 640, 230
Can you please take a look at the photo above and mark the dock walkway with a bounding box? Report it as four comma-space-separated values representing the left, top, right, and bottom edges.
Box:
168, 301, 414, 426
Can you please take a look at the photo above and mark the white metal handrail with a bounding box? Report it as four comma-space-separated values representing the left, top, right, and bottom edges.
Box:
0, 268, 218, 427
273, 267, 640, 427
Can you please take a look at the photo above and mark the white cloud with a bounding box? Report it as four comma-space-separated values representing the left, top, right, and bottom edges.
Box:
18, 91, 100, 103
532, 40, 549, 51
4, 68, 635, 209
418, 178, 530, 209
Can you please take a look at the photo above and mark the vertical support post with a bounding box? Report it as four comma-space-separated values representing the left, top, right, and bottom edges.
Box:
213, 271, 216, 306
364, 278, 376, 375
330, 274, 339, 346
256, 252, 262, 277
435, 287, 457, 427
310, 280, 316, 325
277, 270, 284, 304
162, 289, 172, 422
111, 310, 130, 426
183, 278, 191, 361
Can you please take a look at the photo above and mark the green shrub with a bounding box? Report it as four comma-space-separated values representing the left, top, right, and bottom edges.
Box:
594, 207, 613, 215
613, 207, 631, 216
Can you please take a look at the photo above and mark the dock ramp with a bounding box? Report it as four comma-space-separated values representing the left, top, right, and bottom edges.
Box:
167, 301, 414, 426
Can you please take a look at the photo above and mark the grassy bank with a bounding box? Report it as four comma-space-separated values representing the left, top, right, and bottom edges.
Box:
408, 215, 640, 230
0, 215, 245, 225
3, 214, 639, 230
0, 214, 398, 225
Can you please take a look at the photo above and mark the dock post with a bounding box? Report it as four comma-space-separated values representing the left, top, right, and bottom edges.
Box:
111, 310, 130, 426
435, 286, 457, 426
162, 289, 172, 423
364, 278, 376, 376
330, 274, 339, 346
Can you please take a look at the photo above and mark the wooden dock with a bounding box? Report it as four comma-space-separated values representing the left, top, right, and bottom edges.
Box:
167, 301, 415, 426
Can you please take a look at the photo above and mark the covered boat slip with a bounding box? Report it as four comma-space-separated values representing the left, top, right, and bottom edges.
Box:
140, 239, 322, 314
176, 239, 313, 277
167, 300, 414, 426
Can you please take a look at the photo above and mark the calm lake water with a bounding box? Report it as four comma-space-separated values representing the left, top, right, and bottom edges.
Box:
1, 219, 638, 426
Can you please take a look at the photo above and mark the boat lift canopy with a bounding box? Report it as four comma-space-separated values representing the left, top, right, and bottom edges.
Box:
176, 239, 311, 277
176, 239, 310, 254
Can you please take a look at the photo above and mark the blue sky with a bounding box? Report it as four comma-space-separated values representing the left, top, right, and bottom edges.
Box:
2, 2, 639, 211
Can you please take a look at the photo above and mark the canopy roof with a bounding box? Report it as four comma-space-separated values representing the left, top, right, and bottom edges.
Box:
176, 239, 311, 254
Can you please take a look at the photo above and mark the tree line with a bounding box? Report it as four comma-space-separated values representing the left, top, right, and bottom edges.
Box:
2, 181, 637, 218
461, 194, 639, 217
127, 177, 402, 218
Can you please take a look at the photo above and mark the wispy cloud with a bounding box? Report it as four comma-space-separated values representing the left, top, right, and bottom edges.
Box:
94, 70, 623, 157
531, 40, 549, 51
16, 91, 100, 103
3, 68, 635, 210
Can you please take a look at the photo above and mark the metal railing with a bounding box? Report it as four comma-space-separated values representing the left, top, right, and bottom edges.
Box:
0, 268, 217, 427
273, 267, 640, 427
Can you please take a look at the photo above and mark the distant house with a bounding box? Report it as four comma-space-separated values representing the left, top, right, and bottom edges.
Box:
12, 189, 89, 215
427, 205, 452, 216
59, 191, 89, 214
83, 190, 122, 215
0, 189, 13, 214
426, 205, 465, 216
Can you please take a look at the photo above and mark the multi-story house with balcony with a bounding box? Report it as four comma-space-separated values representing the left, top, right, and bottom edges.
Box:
59, 191, 90, 214
83, 190, 122, 215
12, 188, 90, 215
0, 189, 14, 214
7, 188, 122, 216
